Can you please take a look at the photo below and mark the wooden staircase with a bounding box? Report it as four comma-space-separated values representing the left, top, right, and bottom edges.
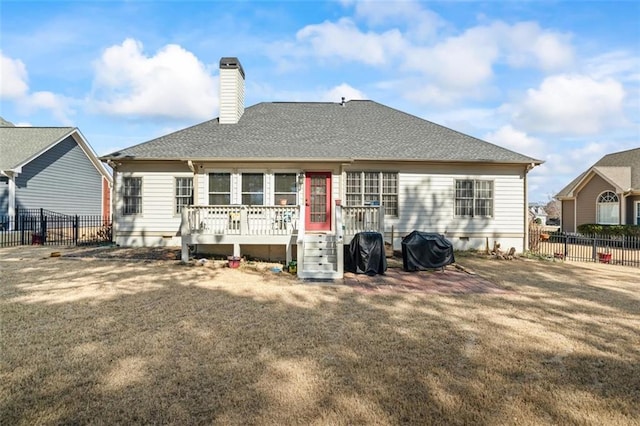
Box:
297, 234, 342, 280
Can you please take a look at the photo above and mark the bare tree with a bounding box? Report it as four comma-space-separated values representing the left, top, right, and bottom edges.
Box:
544, 197, 561, 219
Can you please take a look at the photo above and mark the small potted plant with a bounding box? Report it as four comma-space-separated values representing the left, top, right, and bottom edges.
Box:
227, 256, 241, 268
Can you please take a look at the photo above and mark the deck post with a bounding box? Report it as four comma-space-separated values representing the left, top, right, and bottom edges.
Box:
336, 204, 344, 277
240, 207, 248, 236
180, 209, 190, 263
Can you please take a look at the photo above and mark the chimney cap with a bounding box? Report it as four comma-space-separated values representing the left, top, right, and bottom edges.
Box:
219, 57, 245, 79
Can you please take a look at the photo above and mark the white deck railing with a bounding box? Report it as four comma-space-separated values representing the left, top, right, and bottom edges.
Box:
183, 205, 299, 237
341, 206, 385, 236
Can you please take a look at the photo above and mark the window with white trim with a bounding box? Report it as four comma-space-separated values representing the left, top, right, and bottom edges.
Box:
596, 191, 619, 225
208, 173, 231, 205
274, 173, 297, 205
636, 201, 640, 225
455, 179, 493, 217
241, 173, 264, 206
122, 177, 142, 215
346, 171, 398, 216
175, 177, 193, 214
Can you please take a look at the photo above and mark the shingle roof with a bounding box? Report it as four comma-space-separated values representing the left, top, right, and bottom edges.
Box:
0, 127, 75, 171
103, 100, 541, 164
556, 147, 640, 197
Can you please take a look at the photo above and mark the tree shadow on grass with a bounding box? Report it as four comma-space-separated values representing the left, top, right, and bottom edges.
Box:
1, 253, 638, 425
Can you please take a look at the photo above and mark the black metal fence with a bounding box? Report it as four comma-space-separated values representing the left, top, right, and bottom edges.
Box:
0, 209, 112, 248
529, 227, 640, 268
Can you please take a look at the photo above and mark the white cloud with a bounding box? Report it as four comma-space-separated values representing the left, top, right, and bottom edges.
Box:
404, 26, 499, 90
0, 52, 29, 99
91, 38, 217, 120
502, 22, 574, 71
513, 74, 626, 134
405, 21, 573, 92
1, 51, 73, 123
295, 18, 406, 66
320, 83, 366, 102
585, 51, 640, 81
24, 91, 74, 125
353, 0, 443, 41
484, 125, 544, 159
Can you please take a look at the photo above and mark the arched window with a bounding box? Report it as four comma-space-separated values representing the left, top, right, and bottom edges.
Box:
596, 191, 619, 225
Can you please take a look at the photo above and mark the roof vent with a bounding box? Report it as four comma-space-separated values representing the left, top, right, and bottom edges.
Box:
340, 97, 345, 107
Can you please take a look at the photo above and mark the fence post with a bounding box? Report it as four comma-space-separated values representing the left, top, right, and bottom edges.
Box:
74, 215, 79, 245
564, 233, 568, 258
20, 215, 25, 245
621, 235, 625, 267
42, 216, 47, 244
592, 235, 597, 262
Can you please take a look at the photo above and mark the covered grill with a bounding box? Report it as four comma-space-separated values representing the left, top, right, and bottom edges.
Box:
344, 232, 387, 276
401, 231, 455, 271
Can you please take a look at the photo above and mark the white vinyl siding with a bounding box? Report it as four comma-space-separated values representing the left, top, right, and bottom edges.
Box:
113, 165, 193, 246
388, 164, 525, 237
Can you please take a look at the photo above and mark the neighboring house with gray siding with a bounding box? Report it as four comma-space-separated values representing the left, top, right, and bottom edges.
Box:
556, 147, 640, 232
0, 119, 112, 219
102, 57, 542, 279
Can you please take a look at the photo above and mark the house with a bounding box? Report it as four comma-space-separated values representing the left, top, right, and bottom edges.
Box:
101, 57, 542, 279
529, 204, 548, 225
556, 147, 640, 232
0, 118, 113, 221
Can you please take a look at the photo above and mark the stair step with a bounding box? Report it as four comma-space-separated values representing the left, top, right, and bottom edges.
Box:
302, 262, 336, 272
298, 269, 342, 279
303, 254, 337, 263
304, 247, 337, 256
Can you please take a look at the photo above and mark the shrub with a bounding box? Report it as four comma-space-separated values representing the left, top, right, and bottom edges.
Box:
576, 224, 640, 237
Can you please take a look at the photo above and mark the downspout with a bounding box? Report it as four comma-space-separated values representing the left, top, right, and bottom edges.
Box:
107, 160, 119, 243
524, 163, 533, 253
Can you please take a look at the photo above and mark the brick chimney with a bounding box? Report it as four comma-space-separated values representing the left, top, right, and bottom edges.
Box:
219, 57, 245, 124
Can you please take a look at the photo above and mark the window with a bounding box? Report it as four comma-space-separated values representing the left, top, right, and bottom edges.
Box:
274, 173, 297, 205
596, 191, 619, 225
455, 180, 493, 217
122, 177, 142, 215
241, 173, 264, 205
636, 201, 640, 225
208, 173, 231, 205
346, 171, 398, 216
175, 177, 193, 214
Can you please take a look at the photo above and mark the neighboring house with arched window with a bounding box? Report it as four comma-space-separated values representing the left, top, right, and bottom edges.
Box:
555, 147, 640, 232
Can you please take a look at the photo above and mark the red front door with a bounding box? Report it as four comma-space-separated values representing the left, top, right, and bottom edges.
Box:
305, 172, 331, 231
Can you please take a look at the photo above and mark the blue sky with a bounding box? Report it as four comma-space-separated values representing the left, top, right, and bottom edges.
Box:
1, 0, 638, 203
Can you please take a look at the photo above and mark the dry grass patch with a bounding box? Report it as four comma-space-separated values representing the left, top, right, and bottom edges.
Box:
1, 247, 639, 425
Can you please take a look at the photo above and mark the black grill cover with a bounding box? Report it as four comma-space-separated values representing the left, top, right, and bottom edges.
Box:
401, 231, 455, 271
344, 232, 387, 275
